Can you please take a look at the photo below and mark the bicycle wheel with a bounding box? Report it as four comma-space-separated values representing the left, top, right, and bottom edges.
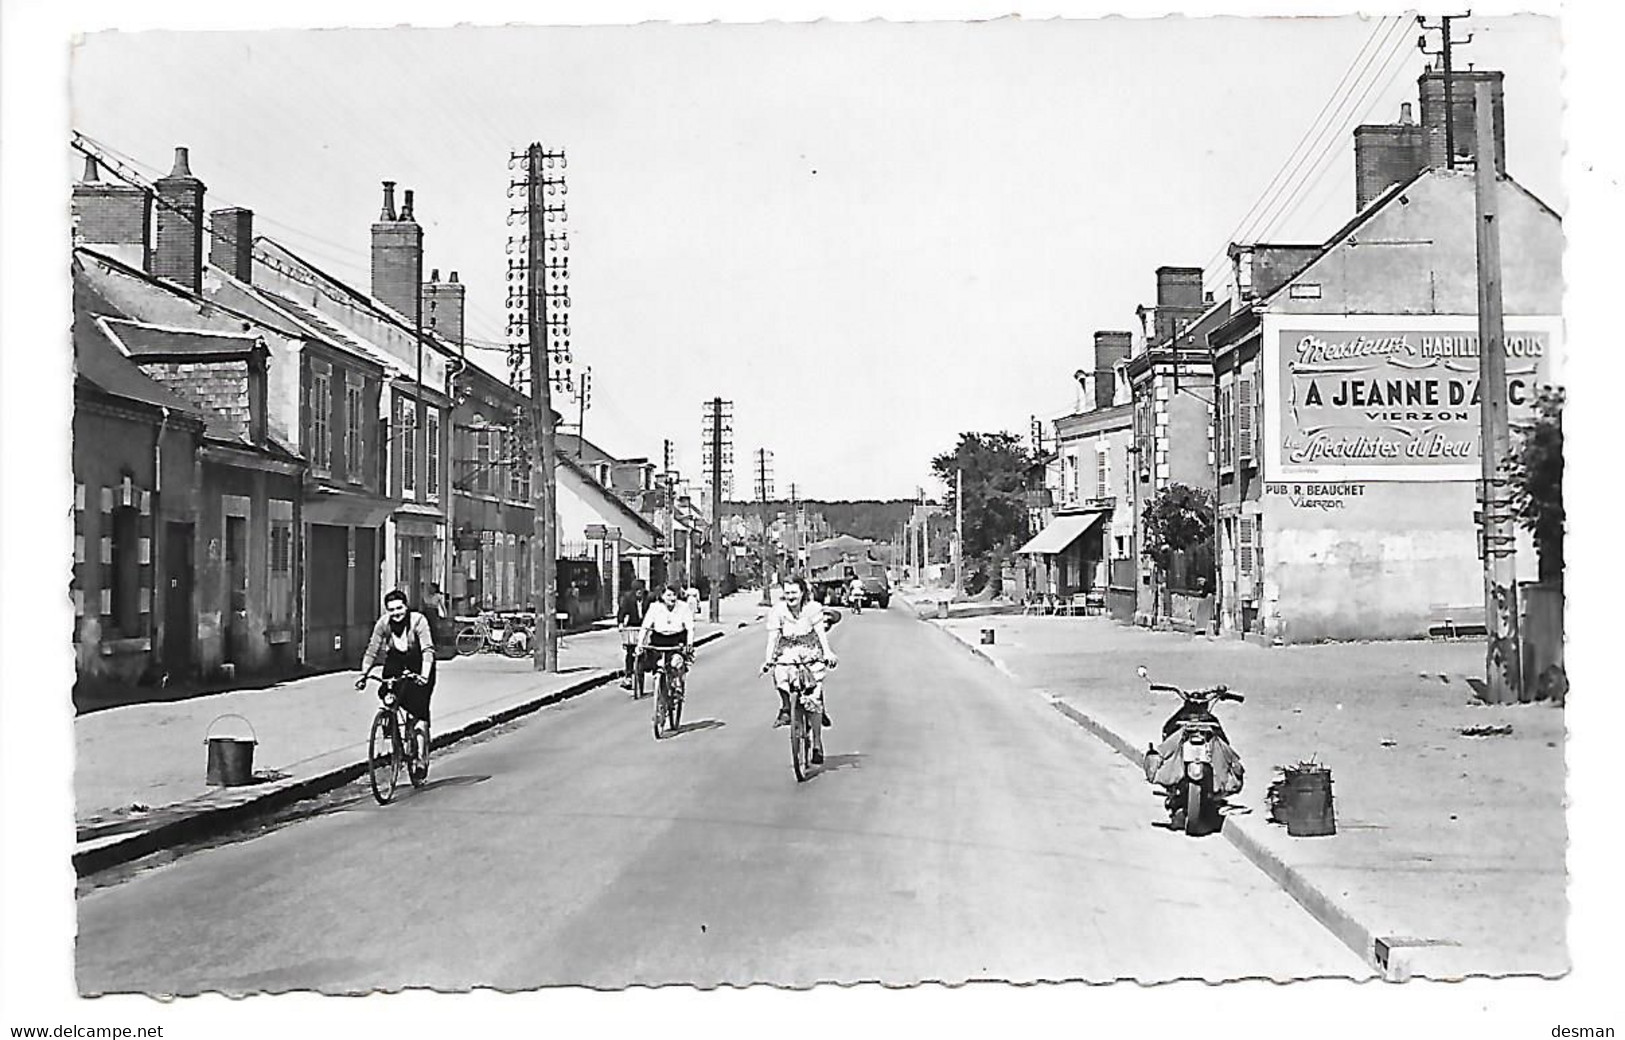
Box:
790, 699, 809, 782
408, 718, 430, 788
455, 626, 485, 656
368, 710, 400, 804
669, 679, 684, 734
501, 627, 530, 658
652, 671, 668, 739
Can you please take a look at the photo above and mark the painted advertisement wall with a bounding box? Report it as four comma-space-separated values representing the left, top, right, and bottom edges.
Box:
1266, 314, 1562, 481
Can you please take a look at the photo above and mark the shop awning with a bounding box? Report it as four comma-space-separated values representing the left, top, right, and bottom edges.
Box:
1017, 511, 1106, 555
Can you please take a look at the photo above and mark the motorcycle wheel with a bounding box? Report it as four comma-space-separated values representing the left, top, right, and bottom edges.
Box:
1184, 779, 1204, 836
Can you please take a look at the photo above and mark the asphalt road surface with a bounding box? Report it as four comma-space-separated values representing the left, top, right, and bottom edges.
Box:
76, 604, 1368, 993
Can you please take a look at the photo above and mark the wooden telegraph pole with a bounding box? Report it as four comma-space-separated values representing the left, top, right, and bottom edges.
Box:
704, 399, 730, 623
1473, 81, 1522, 703
526, 142, 565, 672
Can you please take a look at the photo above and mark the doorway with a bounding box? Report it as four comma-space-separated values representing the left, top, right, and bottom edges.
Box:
163, 522, 193, 674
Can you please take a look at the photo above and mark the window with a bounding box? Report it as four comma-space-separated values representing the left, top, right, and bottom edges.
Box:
508, 432, 531, 502
311, 368, 332, 475
426, 409, 441, 502
400, 396, 417, 495
474, 429, 495, 495
108, 505, 142, 637
1064, 455, 1078, 504
505, 533, 518, 608
269, 501, 294, 628
345, 380, 365, 479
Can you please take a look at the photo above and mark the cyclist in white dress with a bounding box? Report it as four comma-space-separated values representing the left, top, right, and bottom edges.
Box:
760, 576, 838, 730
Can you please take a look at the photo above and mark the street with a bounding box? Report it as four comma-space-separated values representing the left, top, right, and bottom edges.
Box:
76, 607, 1367, 993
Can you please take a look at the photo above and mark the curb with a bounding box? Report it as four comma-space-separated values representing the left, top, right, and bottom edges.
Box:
74, 628, 732, 879
922, 617, 1387, 977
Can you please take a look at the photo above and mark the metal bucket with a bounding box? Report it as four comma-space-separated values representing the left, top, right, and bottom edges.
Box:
205, 714, 258, 787
1279, 765, 1336, 837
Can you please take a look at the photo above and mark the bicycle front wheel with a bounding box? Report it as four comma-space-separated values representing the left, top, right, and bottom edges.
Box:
790, 701, 809, 782
501, 628, 530, 658
669, 680, 684, 733
653, 672, 669, 739
455, 626, 485, 657
368, 710, 400, 804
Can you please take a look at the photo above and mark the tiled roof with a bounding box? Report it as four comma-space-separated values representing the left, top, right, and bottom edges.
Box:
74, 315, 200, 416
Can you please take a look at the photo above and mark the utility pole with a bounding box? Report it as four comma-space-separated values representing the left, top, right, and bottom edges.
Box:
1472, 81, 1522, 704
1419, 14, 1474, 170
662, 439, 676, 586
575, 365, 591, 458
955, 467, 964, 597
755, 448, 774, 604
789, 482, 799, 576
702, 398, 732, 623
519, 142, 568, 672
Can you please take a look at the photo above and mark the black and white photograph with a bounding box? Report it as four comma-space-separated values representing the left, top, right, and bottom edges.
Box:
2, 0, 1620, 1034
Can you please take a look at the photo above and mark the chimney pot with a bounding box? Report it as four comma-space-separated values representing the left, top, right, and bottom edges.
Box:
401, 189, 416, 222
449, 271, 459, 283
380, 181, 397, 222
1399, 101, 1415, 125
81, 156, 100, 182
169, 147, 193, 178
430, 267, 440, 282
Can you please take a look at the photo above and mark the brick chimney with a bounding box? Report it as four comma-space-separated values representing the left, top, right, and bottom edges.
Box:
71, 155, 152, 271
153, 147, 205, 292
1354, 102, 1426, 211
1419, 67, 1506, 171
1155, 266, 1204, 309
371, 180, 423, 323
422, 268, 466, 347
1092, 331, 1132, 411
210, 207, 254, 284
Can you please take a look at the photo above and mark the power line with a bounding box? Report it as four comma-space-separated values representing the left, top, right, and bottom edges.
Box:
1197, 16, 1399, 290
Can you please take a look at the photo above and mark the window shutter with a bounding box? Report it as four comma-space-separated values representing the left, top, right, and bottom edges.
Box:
1238, 516, 1254, 578
1237, 374, 1254, 465
1254, 365, 1264, 465
1219, 386, 1232, 469
1096, 450, 1108, 500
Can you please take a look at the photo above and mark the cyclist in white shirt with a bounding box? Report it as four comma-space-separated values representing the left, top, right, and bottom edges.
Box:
637, 585, 695, 697
761, 576, 838, 732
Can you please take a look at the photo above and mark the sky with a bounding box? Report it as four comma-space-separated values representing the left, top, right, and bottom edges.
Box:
65, 12, 1562, 501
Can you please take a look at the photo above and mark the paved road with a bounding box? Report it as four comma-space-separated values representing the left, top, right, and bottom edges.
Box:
76, 606, 1368, 993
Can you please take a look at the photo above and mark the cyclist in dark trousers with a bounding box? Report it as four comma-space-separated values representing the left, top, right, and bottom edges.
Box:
617, 580, 650, 692
357, 589, 437, 744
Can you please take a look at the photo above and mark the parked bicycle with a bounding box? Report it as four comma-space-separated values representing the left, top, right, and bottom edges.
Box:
454, 612, 532, 658
358, 671, 428, 804
649, 647, 692, 740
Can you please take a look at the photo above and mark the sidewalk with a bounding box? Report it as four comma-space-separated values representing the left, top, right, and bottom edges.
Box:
74, 594, 766, 876
930, 613, 1566, 980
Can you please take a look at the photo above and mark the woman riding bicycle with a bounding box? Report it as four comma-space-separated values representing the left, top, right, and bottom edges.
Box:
636, 584, 695, 699
356, 589, 436, 745
761, 576, 837, 740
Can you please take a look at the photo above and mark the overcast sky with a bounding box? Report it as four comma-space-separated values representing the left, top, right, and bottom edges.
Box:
68, 14, 1561, 500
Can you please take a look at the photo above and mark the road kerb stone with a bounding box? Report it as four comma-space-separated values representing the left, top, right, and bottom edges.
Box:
74, 628, 731, 879
923, 617, 1386, 976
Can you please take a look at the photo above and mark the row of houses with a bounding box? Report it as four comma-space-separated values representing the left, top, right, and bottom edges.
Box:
1018, 67, 1563, 645
71, 145, 707, 689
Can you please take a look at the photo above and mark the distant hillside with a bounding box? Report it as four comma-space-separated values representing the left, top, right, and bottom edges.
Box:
724, 499, 923, 544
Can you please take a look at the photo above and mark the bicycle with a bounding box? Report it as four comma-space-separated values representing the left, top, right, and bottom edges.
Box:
357, 671, 429, 804
765, 657, 831, 782
648, 646, 691, 740
454, 612, 530, 658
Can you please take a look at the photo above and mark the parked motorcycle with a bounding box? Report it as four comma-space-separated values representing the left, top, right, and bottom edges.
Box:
1137, 665, 1245, 836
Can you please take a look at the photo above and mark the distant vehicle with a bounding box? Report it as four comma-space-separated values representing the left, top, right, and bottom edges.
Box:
804, 535, 891, 609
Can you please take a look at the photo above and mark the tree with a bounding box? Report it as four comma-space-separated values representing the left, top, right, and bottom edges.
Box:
931, 432, 1034, 595
1142, 482, 1215, 592
1509, 386, 1564, 583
